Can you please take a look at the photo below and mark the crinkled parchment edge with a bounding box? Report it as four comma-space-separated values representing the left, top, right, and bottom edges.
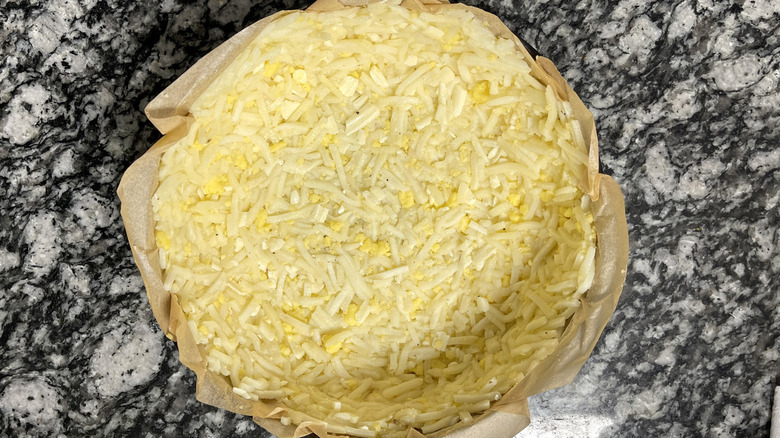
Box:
117, 1, 629, 437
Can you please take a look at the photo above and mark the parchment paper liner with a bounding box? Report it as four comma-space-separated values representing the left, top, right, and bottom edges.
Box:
118, 1, 629, 436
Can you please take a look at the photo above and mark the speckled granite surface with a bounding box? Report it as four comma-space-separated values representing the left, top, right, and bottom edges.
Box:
1, 0, 778, 436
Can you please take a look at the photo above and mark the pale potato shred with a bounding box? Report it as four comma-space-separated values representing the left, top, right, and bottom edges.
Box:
151, 2, 596, 436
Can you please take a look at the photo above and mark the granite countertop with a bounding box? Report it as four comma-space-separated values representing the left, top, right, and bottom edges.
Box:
1, 0, 778, 436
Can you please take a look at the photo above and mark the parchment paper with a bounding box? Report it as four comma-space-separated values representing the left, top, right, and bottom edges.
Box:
117, 1, 629, 436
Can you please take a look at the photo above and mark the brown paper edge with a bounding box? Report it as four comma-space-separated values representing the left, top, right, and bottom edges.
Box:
116, 0, 629, 437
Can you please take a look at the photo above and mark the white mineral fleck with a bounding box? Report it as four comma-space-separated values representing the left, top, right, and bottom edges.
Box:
0, 248, 20, 272
740, 0, 780, 23
668, 1, 696, 39
0, 377, 63, 433
23, 211, 62, 278
710, 54, 766, 92
89, 323, 165, 397
27, 0, 85, 56
644, 143, 676, 200
2, 83, 50, 145
618, 15, 662, 59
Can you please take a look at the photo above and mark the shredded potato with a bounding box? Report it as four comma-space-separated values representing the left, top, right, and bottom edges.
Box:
152, 2, 596, 436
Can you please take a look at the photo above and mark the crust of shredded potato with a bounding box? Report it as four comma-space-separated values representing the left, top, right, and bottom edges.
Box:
152, 2, 596, 436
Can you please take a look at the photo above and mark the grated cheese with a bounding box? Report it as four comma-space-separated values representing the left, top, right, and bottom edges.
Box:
152, 2, 597, 437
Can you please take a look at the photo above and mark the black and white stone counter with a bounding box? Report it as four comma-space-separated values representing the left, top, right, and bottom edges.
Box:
1, 0, 778, 436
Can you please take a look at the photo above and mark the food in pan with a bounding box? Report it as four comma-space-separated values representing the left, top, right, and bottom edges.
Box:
151, 2, 596, 436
